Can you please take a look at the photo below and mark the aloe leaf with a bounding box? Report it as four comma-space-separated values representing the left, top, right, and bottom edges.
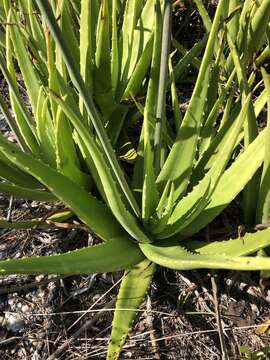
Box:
8, 9, 41, 116
194, 87, 267, 181
140, 239, 270, 271
26, 0, 46, 56
0, 209, 72, 230
1, 35, 39, 153
106, 105, 129, 146
79, 0, 98, 117
246, 0, 270, 59
186, 228, 270, 257
55, 107, 90, 189
172, 35, 207, 81
36, 88, 56, 166
228, 33, 259, 224
46, 30, 59, 121
0, 133, 124, 241
0, 93, 28, 151
169, 56, 182, 130
154, 0, 172, 173
59, 0, 80, 67
141, 0, 161, 222
107, 259, 155, 360
122, 36, 153, 100
0, 156, 42, 189
117, 133, 137, 162
36, 0, 140, 218
155, 92, 252, 239
194, 0, 212, 32
198, 69, 236, 156
118, 0, 155, 96
0, 236, 144, 275
149, 182, 175, 235
111, 0, 119, 97
180, 129, 265, 237
0, 181, 56, 202
256, 68, 270, 223
95, 0, 115, 115
157, 0, 226, 201
51, 93, 150, 243
226, 0, 241, 40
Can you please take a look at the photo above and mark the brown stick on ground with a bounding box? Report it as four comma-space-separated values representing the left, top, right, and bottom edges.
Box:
211, 274, 229, 360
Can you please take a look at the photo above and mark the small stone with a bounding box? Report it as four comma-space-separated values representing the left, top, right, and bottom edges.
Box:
239, 282, 247, 291
21, 304, 30, 313
8, 298, 15, 307
32, 351, 41, 360
35, 275, 44, 282
225, 278, 233, 286
16, 302, 22, 309
17, 348, 27, 357
5, 313, 25, 332
250, 303, 259, 317
92, 294, 101, 302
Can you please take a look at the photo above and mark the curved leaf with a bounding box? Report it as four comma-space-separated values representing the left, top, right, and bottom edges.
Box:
186, 228, 270, 257
180, 129, 265, 237
140, 240, 270, 271
0, 236, 144, 275
107, 259, 155, 360
0, 133, 123, 241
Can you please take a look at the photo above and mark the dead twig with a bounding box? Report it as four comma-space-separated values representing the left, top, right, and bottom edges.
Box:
47, 298, 116, 360
211, 274, 229, 360
146, 296, 161, 360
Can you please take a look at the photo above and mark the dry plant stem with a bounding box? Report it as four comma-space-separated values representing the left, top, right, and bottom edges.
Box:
48, 276, 124, 359
46, 219, 89, 232
146, 296, 161, 360
6, 195, 13, 221
47, 298, 116, 360
211, 275, 229, 360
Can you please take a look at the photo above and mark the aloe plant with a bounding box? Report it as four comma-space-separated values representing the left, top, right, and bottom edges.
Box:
1, 1, 270, 358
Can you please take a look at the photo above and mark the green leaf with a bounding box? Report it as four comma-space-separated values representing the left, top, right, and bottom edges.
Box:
26, 0, 46, 56
140, 238, 270, 271
0, 210, 72, 230
118, 0, 155, 96
228, 33, 259, 224
156, 93, 252, 239
107, 259, 155, 360
8, 9, 41, 116
0, 133, 123, 242
36, 0, 141, 218
1, 35, 39, 153
0, 181, 56, 202
157, 0, 226, 201
36, 88, 56, 166
51, 93, 150, 243
141, 0, 161, 222
186, 228, 270, 257
194, 0, 212, 32
94, 0, 115, 115
172, 35, 206, 80
0, 155, 42, 189
0, 236, 144, 275
256, 68, 270, 223
180, 129, 265, 237
111, 0, 119, 97
55, 107, 90, 189
79, 0, 98, 117
154, 0, 172, 173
